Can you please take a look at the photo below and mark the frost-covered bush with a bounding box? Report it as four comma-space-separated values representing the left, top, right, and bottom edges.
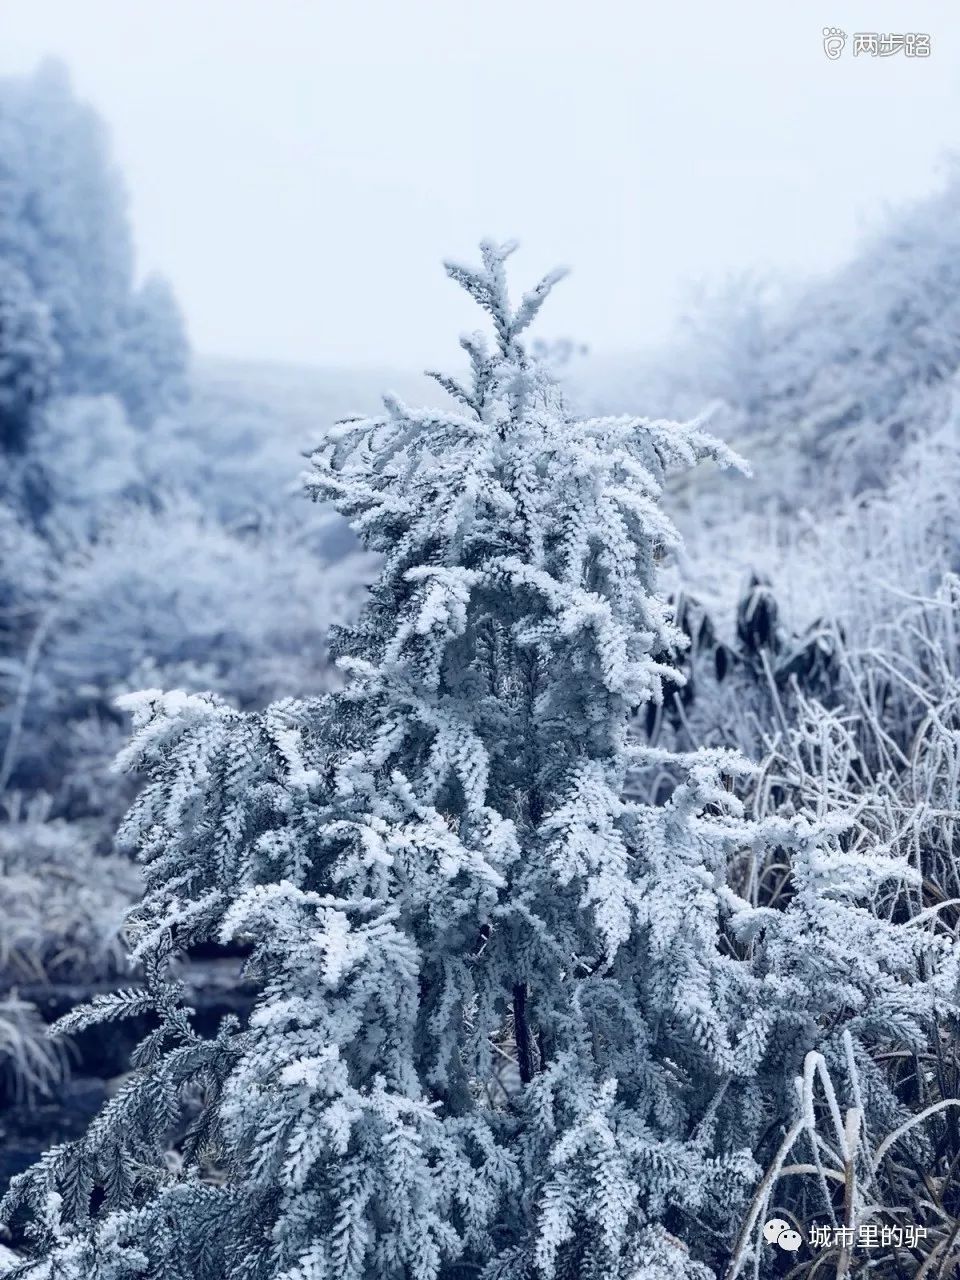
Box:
714, 651, 960, 1276
26, 395, 144, 536
0, 498, 375, 815
0, 799, 132, 1107
571, 167, 960, 510
0, 996, 67, 1107
113, 276, 190, 426
0, 262, 59, 455
1, 244, 951, 1280
612, 257, 960, 1273
660, 385, 960, 763
0, 798, 135, 985
143, 360, 433, 538
749, 170, 960, 499
0, 501, 51, 620
137, 393, 307, 525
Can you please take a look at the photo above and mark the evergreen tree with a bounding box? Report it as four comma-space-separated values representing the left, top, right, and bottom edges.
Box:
0, 60, 188, 423
2, 244, 951, 1280
0, 60, 132, 400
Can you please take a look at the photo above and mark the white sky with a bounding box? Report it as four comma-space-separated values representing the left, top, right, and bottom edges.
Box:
1, 0, 958, 369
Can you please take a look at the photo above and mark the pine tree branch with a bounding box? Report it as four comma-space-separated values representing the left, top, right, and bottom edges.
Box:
512, 982, 534, 1085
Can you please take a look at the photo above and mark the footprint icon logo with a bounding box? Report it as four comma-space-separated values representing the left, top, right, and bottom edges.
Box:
822, 27, 847, 59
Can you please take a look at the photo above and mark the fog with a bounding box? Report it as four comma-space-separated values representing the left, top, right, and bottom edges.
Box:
2, 0, 958, 367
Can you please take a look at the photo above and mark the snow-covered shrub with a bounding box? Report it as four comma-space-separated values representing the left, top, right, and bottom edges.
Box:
0, 501, 51, 619
0, 798, 136, 985
137, 392, 306, 525
660, 383, 960, 763
748, 169, 960, 501
0, 498, 374, 814
725, 1040, 960, 1277
0, 261, 59, 455
0, 996, 67, 1106
610, 276, 960, 1273
712, 653, 960, 1276
142, 359, 433, 537
113, 276, 190, 427
0, 798, 135, 1109
26, 395, 144, 537
571, 166, 960, 512
1, 244, 951, 1280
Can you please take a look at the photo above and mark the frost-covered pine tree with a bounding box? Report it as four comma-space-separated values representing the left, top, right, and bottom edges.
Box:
2, 243, 952, 1280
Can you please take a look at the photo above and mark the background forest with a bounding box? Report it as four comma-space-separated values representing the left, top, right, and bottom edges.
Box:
0, 54, 959, 1278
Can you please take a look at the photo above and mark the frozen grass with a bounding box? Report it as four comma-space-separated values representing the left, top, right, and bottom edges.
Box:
0, 996, 68, 1105
0, 796, 136, 986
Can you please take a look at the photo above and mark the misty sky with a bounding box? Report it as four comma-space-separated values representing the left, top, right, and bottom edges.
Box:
1, 0, 959, 369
